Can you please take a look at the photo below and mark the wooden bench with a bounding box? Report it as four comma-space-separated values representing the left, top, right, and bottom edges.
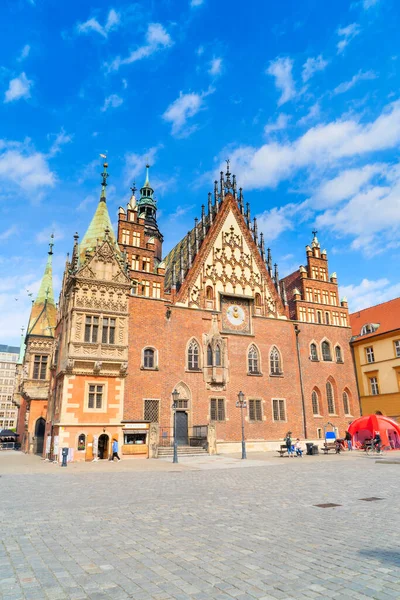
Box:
321, 443, 338, 454
277, 444, 290, 457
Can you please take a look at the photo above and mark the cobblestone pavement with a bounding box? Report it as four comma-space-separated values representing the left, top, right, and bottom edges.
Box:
1, 452, 400, 600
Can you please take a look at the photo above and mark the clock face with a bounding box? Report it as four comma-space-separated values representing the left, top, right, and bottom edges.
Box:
221, 297, 251, 334
226, 304, 245, 326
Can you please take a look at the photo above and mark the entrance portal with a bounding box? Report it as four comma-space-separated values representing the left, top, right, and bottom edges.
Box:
34, 417, 45, 455
98, 434, 109, 459
175, 412, 188, 446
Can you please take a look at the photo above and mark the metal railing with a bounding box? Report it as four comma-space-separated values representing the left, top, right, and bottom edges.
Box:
159, 425, 208, 448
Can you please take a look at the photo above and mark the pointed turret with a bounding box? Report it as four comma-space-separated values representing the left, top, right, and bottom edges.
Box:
27, 236, 56, 337
137, 164, 157, 222
17, 327, 26, 365
79, 162, 118, 263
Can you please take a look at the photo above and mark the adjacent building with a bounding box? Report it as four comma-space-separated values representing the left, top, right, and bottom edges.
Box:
43, 161, 360, 460
0, 345, 19, 430
350, 298, 400, 419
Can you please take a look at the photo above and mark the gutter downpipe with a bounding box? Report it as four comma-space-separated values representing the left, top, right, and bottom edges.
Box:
294, 324, 308, 439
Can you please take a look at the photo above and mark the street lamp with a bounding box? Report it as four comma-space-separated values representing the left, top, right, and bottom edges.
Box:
171, 389, 179, 464
236, 391, 247, 460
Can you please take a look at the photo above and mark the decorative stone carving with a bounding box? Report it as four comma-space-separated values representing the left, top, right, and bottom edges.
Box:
66, 359, 74, 374
207, 423, 217, 455
75, 314, 83, 340
149, 423, 159, 458
93, 361, 102, 374
119, 362, 128, 377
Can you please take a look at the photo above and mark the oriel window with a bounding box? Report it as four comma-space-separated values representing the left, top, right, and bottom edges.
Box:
33, 355, 48, 380
102, 318, 116, 344
85, 316, 99, 343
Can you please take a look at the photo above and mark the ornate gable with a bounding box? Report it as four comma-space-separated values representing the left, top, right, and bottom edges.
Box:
77, 240, 130, 286
174, 194, 285, 317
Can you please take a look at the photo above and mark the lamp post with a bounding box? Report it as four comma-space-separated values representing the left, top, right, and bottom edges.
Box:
172, 389, 179, 464
236, 391, 247, 460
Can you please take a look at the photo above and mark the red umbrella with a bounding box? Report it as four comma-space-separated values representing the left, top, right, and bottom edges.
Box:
348, 414, 400, 447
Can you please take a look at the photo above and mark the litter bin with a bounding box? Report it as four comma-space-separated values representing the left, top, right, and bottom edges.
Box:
306, 442, 314, 455
312, 445, 319, 455
61, 447, 68, 467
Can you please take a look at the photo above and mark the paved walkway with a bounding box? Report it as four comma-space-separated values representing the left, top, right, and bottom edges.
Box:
0, 451, 399, 600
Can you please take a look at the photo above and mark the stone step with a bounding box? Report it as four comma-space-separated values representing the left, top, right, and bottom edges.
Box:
158, 446, 208, 457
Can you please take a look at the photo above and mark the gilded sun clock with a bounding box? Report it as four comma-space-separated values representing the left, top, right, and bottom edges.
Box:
221, 296, 251, 334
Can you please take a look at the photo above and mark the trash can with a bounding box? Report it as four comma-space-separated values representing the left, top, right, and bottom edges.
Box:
306, 442, 314, 455
312, 445, 319, 455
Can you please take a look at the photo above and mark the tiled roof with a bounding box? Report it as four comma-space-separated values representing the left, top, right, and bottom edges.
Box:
163, 219, 206, 291
349, 296, 400, 340
79, 198, 118, 264
27, 252, 56, 337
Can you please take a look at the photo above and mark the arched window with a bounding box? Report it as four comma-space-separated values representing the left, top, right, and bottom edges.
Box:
343, 391, 350, 415
270, 346, 282, 375
310, 343, 318, 361
215, 344, 221, 366
325, 312, 330, 325
322, 341, 332, 361
206, 286, 213, 300
248, 345, 260, 374
143, 348, 155, 369
312, 391, 319, 415
317, 311, 322, 324
326, 381, 335, 414
207, 344, 213, 366
254, 293, 262, 314
188, 340, 199, 370
78, 434, 86, 451
335, 346, 343, 363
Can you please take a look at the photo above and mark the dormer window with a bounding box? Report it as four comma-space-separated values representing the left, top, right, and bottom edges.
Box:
361, 323, 379, 336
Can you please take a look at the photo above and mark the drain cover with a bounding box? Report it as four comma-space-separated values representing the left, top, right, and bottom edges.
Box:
359, 497, 384, 502
314, 503, 342, 508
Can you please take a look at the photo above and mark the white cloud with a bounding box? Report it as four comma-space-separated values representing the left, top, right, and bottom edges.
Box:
334, 70, 377, 95
124, 145, 162, 184
302, 55, 328, 82
76, 9, 120, 38
4, 72, 32, 103
256, 204, 298, 241
209, 57, 223, 77
337, 23, 361, 54
340, 278, 400, 312
122, 78, 128, 89
266, 57, 296, 106
312, 164, 383, 208
101, 94, 123, 112
297, 102, 320, 126
48, 128, 73, 157
162, 88, 214, 137
264, 113, 290, 136
0, 226, 18, 240
106, 23, 173, 72
196, 45, 204, 56
362, 0, 380, 8
17, 44, 31, 62
190, 0, 204, 6
0, 139, 55, 190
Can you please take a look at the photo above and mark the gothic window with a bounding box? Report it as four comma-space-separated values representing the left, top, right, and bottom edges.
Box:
131, 280, 139, 295
335, 345, 343, 363
270, 347, 282, 375
143, 348, 156, 369
210, 398, 225, 421
206, 286, 213, 300
326, 381, 335, 414
342, 391, 350, 415
322, 341, 332, 361
215, 345, 221, 366
33, 355, 48, 380
248, 345, 260, 374
77, 434, 86, 451
207, 345, 213, 367
188, 340, 200, 371
325, 311, 330, 325
317, 311, 322, 324
88, 384, 104, 409
312, 390, 319, 415
249, 399, 262, 421
102, 318, 115, 344
84, 316, 99, 343
144, 399, 160, 422
310, 343, 318, 361
255, 293, 261, 306
272, 399, 286, 421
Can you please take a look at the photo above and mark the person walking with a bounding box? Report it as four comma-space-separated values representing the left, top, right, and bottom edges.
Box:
112, 438, 121, 461
344, 430, 352, 451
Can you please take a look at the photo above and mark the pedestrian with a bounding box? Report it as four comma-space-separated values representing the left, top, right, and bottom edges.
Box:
294, 438, 303, 457
344, 430, 352, 451
111, 438, 121, 461
285, 431, 294, 457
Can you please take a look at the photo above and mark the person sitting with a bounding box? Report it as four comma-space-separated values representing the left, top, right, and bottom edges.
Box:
372, 432, 382, 451
335, 439, 342, 454
294, 438, 303, 457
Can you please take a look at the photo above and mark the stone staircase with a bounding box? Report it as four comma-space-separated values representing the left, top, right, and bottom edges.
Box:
157, 445, 209, 458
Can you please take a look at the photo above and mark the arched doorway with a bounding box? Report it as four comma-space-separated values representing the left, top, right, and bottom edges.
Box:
173, 382, 191, 446
35, 418, 45, 455
98, 434, 109, 459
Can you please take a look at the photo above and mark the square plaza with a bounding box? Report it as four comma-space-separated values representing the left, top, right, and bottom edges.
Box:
1, 452, 400, 600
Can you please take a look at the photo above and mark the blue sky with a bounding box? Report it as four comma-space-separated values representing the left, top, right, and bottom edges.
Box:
1, 0, 400, 344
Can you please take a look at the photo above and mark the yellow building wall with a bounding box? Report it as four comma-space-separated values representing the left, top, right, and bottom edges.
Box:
353, 330, 400, 419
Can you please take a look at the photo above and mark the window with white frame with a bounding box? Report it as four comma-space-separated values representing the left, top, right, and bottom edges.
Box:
310, 343, 318, 361
335, 345, 343, 363
88, 384, 104, 409
366, 346, 374, 363
152, 282, 161, 299
122, 229, 130, 245
307, 308, 315, 323
142, 281, 150, 297
319, 267, 327, 281
395, 340, 400, 357
131, 255, 140, 270
85, 316, 99, 343
248, 345, 260, 374
340, 313, 347, 326
369, 377, 379, 395
132, 231, 140, 247
272, 398, 286, 421
188, 340, 200, 370
142, 257, 151, 272
330, 292, 337, 305
270, 347, 282, 375
306, 287, 313, 301
299, 307, 307, 322
322, 290, 329, 304
322, 341, 332, 361
314, 289, 321, 303
102, 318, 116, 344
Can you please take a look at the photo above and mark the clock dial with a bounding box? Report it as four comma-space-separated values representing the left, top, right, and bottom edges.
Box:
226, 304, 245, 326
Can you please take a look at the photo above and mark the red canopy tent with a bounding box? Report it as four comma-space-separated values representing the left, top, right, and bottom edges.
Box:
348, 414, 400, 448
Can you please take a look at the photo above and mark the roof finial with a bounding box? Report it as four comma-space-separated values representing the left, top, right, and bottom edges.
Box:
48, 233, 54, 255
225, 158, 232, 190
144, 163, 150, 187
130, 182, 137, 195
100, 161, 109, 201
312, 229, 318, 238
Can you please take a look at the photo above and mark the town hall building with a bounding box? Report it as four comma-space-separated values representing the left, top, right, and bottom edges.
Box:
22, 160, 359, 460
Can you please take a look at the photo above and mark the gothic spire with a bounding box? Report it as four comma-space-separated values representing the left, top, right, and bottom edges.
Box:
267, 248, 272, 275
27, 235, 57, 336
